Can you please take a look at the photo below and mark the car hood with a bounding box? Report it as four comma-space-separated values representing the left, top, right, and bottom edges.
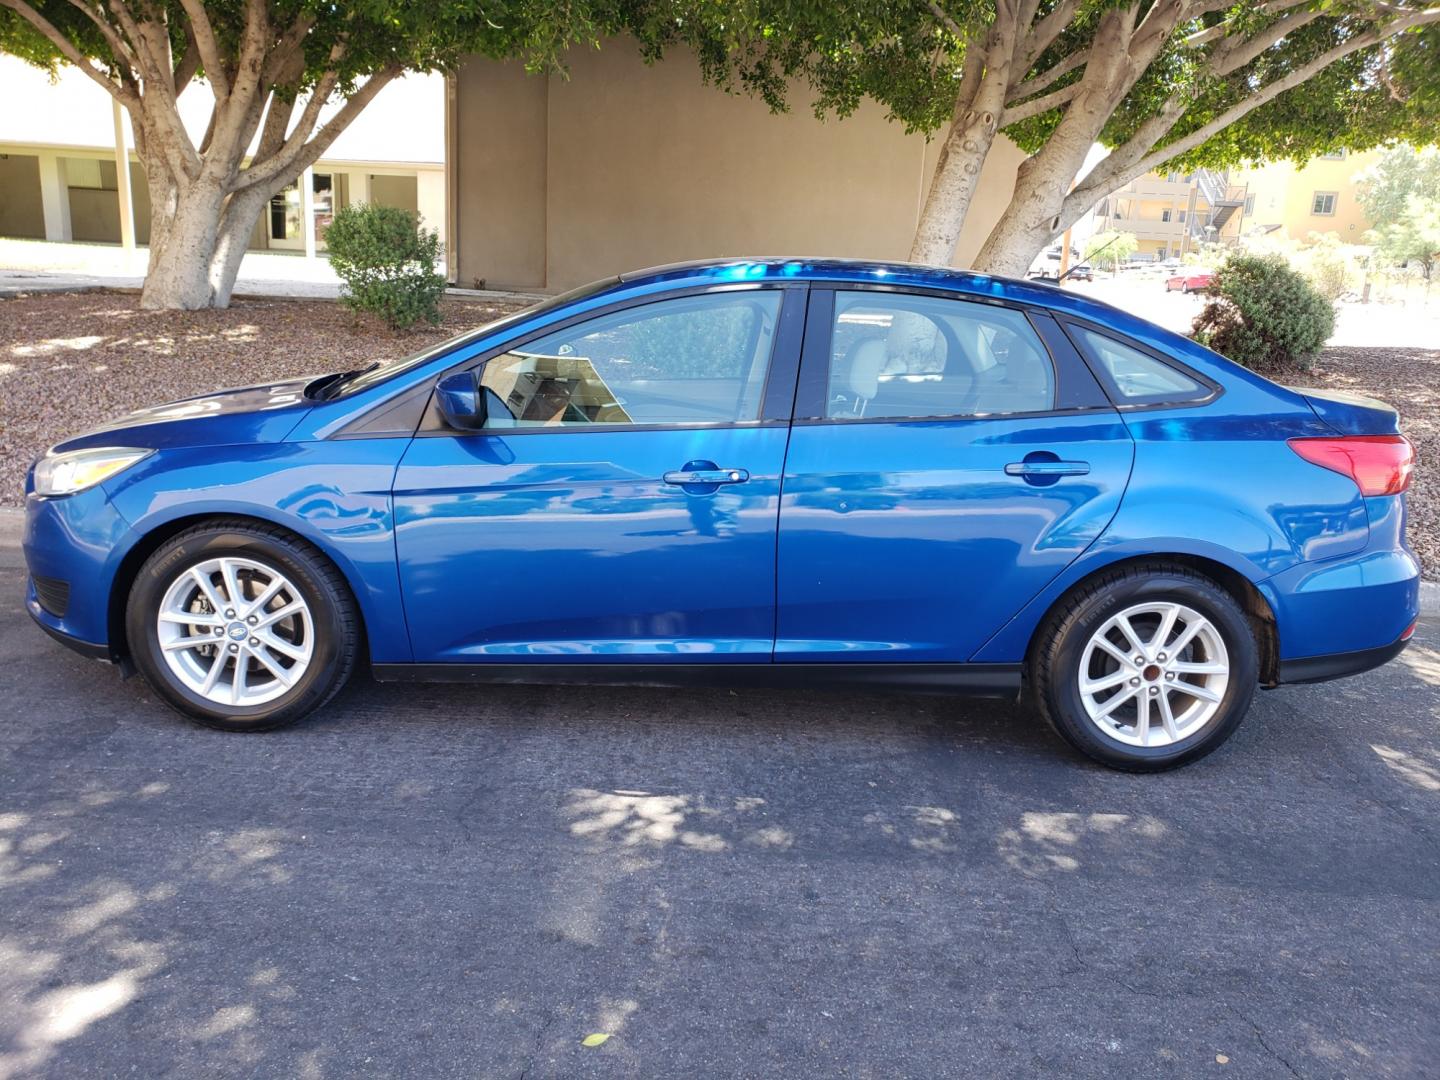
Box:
52, 376, 317, 453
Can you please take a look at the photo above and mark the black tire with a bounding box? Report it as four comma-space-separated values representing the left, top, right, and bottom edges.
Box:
126, 519, 359, 732
1031, 563, 1258, 771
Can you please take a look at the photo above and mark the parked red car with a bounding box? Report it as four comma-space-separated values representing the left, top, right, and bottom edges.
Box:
1165, 271, 1214, 294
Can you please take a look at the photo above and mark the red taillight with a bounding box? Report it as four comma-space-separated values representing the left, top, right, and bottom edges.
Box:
1287, 435, 1415, 496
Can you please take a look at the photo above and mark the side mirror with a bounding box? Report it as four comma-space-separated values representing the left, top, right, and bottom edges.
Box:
435, 371, 486, 430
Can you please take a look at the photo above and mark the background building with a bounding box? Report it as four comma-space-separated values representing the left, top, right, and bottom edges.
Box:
0, 56, 445, 257
1086, 169, 1248, 260
447, 47, 1026, 292
1233, 149, 1379, 243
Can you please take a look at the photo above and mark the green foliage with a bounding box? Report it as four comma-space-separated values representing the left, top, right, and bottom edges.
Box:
1082, 230, 1137, 271
1296, 232, 1362, 301
1358, 145, 1440, 277
0, 0, 628, 89
1192, 253, 1335, 372
325, 204, 446, 330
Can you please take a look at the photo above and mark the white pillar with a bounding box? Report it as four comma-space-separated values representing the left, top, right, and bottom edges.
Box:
351, 170, 371, 206
112, 98, 135, 250
37, 152, 72, 242
301, 166, 317, 259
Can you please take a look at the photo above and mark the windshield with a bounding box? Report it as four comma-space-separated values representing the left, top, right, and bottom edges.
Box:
312, 276, 622, 400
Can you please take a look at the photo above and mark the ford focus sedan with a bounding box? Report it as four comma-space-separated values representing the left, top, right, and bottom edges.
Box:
23, 259, 1418, 770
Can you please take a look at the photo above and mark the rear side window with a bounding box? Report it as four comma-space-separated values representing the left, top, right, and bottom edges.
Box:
1068, 325, 1209, 405
826, 292, 1055, 420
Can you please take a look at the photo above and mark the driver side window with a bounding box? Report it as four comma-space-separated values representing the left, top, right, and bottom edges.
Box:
477, 291, 781, 429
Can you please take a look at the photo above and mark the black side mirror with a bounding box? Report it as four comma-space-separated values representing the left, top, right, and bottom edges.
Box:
435, 371, 486, 430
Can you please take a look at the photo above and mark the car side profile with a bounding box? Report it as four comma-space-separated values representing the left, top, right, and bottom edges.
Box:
1165, 270, 1214, 294
23, 259, 1418, 770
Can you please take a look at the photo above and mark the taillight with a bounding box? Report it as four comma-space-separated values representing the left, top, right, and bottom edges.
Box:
1287, 434, 1414, 496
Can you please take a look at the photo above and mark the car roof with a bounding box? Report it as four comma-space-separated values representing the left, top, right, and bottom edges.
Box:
614, 256, 1144, 331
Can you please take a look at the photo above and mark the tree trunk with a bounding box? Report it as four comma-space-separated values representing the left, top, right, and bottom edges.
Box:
208, 186, 276, 307
909, 108, 1002, 265
909, 40, 1014, 268
139, 179, 227, 309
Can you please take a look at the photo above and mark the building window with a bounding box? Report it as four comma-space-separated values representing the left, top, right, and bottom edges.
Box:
1178, 210, 1187, 223
1244, 194, 1256, 215
1320, 149, 1346, 160
1311, 192, 1338, 216
1161, 209, 1173, 222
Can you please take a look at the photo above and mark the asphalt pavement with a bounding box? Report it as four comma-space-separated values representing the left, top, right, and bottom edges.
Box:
2, 565, 1438, 1079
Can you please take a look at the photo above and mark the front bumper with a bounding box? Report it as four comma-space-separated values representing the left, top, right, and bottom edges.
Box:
22, 487, 136, 659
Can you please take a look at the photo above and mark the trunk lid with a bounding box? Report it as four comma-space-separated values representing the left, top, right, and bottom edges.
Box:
1290, 387, 1402, 436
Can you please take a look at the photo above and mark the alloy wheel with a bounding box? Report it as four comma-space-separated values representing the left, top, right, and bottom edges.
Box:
1077, 601, 1230, 748
155, 556, 314, 707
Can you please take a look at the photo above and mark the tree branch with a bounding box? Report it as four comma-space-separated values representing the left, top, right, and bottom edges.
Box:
178, 0, 228, 99
1007, 48, 1089, 101
232, 65, 403, 193
1003, 80, 1083, 123
1071, 5, 1440, 209
62, 0, 138, 73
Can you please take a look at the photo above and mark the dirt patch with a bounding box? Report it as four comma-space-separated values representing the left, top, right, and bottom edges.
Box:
0, 291, 529, 499
1306, 345, 1439, 573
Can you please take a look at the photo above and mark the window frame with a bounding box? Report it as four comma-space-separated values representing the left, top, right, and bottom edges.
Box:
1057, 316, 1222, 412
1311, 191, 1338, 216
791, 285, 1113, 426
415, 282, 808, 437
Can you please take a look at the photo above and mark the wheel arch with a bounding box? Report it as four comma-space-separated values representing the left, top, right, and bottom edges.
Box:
107, 511, 373, 668
1023, 553, 1280, 688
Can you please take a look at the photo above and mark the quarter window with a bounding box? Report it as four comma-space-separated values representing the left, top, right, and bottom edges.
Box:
825, 292, 1056, 420
1070, 326, 1207, 404
477, 291, 781, 428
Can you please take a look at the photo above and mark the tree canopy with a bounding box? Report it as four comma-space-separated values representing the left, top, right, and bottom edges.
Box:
663, 1, 1440, 273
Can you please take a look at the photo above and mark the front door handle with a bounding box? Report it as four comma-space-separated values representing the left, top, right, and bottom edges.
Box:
1004, 461, 1091, 477
663, 467, 750, 486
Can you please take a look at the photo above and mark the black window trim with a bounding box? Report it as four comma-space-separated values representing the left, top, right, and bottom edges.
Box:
791, 283, 1115, 427
407, 281, 808, 438
1056, 314, 1223, 412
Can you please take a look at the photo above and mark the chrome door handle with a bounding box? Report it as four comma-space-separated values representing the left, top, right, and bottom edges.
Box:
1004, 461, 1090, 477
663, 467, 749, 486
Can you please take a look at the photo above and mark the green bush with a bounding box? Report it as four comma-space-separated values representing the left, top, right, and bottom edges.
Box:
325, 204, 446, 329
1192, 253, 1335, 372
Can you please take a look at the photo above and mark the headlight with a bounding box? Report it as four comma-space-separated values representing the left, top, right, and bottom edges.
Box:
33, 447, 152, 497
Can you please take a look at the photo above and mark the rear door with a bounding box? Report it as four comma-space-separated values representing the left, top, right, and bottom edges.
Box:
775, 287, 1134, 662
393, 284, 804, 663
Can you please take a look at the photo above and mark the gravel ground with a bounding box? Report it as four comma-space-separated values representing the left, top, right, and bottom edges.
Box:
0, 291, 528, 500
1308, 345, 1438, 572
1, 291, 1434, 570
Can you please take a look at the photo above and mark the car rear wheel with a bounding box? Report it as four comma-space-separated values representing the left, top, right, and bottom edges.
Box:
126, 521, 359, 732
1032, 564, 1258, 771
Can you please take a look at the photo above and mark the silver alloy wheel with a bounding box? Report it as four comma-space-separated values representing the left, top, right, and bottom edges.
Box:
155, 556, 314, 708
1077, 601, 1230, 748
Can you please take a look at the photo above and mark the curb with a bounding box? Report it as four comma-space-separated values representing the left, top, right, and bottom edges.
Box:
0, 504, 1436, 614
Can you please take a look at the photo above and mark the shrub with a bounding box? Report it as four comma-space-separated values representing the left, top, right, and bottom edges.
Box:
325, 204, 446, 329
1192, 253, 1335, 372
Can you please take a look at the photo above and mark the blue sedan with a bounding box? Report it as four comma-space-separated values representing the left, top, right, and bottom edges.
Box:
22, 259, 1419, 770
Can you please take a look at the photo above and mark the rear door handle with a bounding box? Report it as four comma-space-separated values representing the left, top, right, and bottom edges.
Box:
1004, 461, 1090, 477
663, 467, 750, 486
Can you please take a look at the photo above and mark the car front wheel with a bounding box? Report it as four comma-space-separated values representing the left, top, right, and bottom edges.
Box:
1032, 564, 1258, 771
126, 520, 359, 731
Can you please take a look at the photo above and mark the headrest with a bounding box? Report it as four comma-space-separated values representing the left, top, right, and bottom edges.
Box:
844, 338, 887, 401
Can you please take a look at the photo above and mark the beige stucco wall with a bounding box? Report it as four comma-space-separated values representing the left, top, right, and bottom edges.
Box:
1235, 151, 1378, 242
452, 48, 1025, 292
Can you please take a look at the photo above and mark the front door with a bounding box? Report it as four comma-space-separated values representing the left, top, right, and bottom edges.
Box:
393, 286, 804, 663
776, 288, 1134, 662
